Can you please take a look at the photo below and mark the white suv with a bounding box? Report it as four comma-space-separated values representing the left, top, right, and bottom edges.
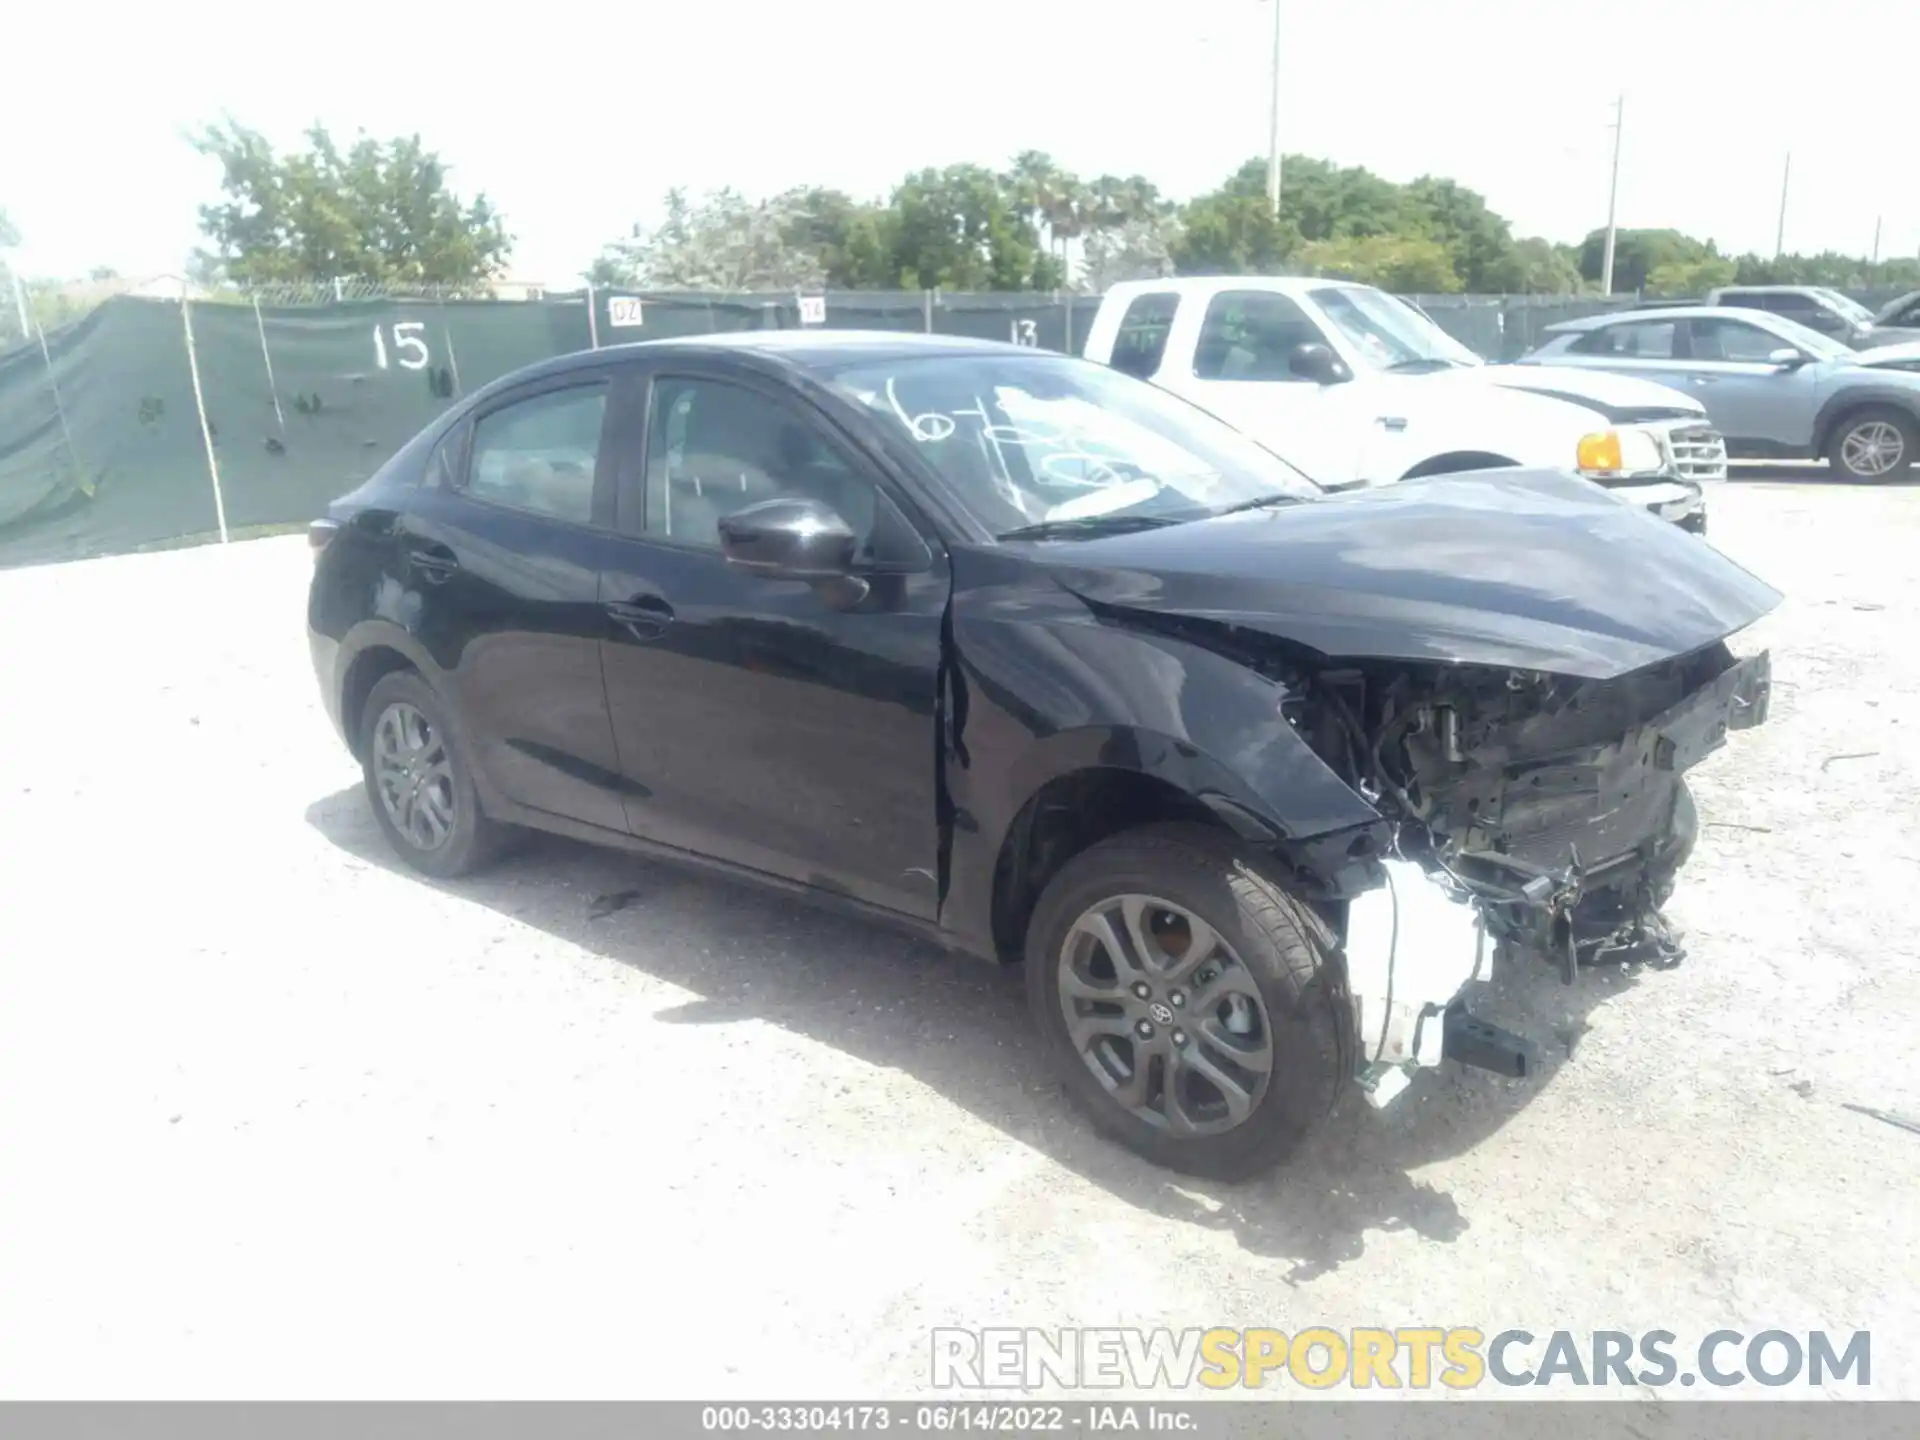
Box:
1081, 277, 1724, 529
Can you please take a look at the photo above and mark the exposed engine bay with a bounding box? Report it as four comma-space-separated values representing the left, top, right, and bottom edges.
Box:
1292, 640, 1773, 982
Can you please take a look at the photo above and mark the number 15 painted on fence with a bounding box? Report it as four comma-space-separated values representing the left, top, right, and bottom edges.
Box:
373, 322, 431, 371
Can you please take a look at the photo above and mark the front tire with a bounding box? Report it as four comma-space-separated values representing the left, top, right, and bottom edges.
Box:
1826, 406, 1916, 481
1024, 824, 1349, 1181
359, 670, 506, 879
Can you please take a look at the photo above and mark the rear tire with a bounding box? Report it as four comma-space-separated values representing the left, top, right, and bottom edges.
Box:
1825, 406, 1916, 481
1024, 823, 1349, 1181
359, 670, 507, 879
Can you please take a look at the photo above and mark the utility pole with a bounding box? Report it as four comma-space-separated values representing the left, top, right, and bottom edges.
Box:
1600, 94, 1624, 296
1265, 0, 1283, 218
1775, 152, 1791, 257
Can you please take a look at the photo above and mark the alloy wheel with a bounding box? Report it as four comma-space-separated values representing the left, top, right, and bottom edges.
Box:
1056, 894, 1274, 1136
1840, 420, 1905, 478
371, 701, 457, 851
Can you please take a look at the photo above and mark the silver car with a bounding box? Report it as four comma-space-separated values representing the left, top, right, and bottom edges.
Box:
1520, 306, 1920, 481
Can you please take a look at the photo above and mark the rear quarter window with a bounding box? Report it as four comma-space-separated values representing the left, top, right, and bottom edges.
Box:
1108, 293, 1179, 379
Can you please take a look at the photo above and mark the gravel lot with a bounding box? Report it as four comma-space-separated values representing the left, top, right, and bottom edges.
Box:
2, 476, 1917, 1401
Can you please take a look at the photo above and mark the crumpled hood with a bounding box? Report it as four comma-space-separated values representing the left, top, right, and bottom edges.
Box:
1469, 364, 1706, 423
1037, 468, 1781, 681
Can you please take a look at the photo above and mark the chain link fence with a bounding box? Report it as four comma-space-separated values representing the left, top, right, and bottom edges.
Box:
0, 276, 1903, 568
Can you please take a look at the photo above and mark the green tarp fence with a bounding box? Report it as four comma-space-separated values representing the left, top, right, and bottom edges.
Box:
0, 286, 1738, 569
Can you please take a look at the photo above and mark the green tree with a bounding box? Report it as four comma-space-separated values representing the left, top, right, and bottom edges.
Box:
1645, 255, 1736, 296
1170, 159, 1294, 274
1576, 228, 1718, 293
191, 120, 511, 288
1494, 237, 1585, 294
1296, 234, 1462, 292
1400, 176, 1517, 292
1081, 216, 1182, 291
887, 164, 1061, 290
590, 187, 831, 290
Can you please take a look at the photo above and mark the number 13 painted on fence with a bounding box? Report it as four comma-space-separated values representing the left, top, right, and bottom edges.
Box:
372, 322, 431, 371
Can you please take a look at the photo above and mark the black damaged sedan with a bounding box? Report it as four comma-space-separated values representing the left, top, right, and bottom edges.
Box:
308, 333, 1779, 1179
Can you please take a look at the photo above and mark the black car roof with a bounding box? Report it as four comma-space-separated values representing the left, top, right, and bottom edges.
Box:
502, 329, 1037, 388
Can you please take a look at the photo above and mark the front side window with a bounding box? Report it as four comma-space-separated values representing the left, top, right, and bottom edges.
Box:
1192, 291, 1333, 381
464, 384, 606, 524
643, 377, 878, 550
1689, 318, 1794, 363
830, 352, 1320, 538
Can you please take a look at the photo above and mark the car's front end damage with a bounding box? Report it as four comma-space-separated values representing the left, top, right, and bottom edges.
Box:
1037, 464, 1783, 1106
1296, 641, 1772, 1102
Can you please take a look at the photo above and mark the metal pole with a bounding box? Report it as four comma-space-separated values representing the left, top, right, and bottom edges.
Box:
1871, 216, 1881, 265
10, 269, 29, 342
34, 320, 80, 488
1265, 0, 1283, 218
251, 294, 286, 432
585, 281, 600, 350
1775, 152, 1791, 257
180, 297, 230, 545
1600, 94, 1624, 296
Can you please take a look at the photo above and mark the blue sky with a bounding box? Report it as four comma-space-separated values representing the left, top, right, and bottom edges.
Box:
3, 0, 1911, 285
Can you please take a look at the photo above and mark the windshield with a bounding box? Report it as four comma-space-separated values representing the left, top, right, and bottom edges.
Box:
1817, 289, 1874, 325
829, 353, 1320, 538
1307, 285, 1483, 370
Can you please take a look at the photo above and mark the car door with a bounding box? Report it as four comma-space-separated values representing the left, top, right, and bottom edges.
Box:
1679, 317, 1824, 448
596, 362, 949, 920
393, 368, 631, 833
1157, 289, 1367, 483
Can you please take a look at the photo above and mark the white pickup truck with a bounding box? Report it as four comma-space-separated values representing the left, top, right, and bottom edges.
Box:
1080, 277, 1723, 529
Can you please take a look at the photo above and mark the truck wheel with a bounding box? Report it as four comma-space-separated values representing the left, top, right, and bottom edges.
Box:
360, 670, 508, 879
1826, 407, 1915, 481
1024, 824, 1348, 1180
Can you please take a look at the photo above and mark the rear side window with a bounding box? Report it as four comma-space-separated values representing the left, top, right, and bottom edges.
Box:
1193, 291, 1331, 381
463, 383, 607, 525
1571, 320, 1678, 358
1108, 293, 1178, 379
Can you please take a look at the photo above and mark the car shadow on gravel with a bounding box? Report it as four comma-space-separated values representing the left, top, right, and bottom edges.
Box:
307, 785, 1638, 1285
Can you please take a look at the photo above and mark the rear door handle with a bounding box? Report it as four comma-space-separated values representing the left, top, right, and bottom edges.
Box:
407, 544, 460, 583
606, 594, 674, 640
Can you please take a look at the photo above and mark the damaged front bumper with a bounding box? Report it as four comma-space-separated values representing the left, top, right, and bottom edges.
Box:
1339, 648, 1772, 1106
1342, 858, 1539, 1107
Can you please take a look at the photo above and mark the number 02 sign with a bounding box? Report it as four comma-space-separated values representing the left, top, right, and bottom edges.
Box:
608, 296, 645, 328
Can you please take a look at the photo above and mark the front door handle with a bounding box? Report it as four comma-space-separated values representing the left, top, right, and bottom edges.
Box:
606, 594, 675, 641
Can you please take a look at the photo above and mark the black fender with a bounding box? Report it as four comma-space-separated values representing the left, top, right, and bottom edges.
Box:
1813, 387, 1920, 453
940, 578, 1389, 957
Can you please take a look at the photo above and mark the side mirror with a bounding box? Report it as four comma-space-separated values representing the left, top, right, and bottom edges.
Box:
1289, 342, 1352, 385
1767, 347, 1808, 370
718, 496, 857, 579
